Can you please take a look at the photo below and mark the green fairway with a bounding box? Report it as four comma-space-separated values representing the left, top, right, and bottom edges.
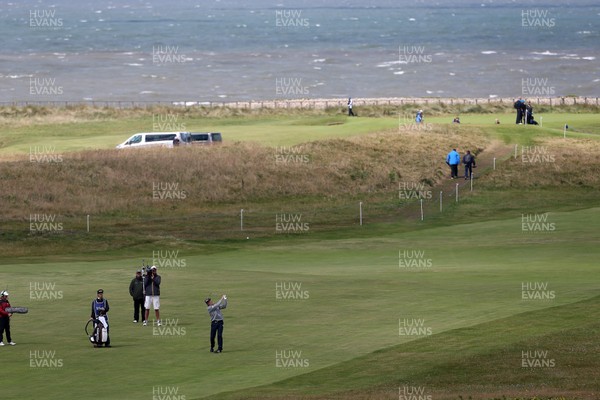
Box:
0, 114, 399, 155
1, 106, 598, 157
0, 105, 599, 399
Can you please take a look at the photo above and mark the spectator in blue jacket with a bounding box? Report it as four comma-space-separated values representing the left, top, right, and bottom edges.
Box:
514, 97, 526, 124
446, 148, 461, 179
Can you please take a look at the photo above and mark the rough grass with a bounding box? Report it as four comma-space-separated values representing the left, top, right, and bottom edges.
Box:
0, 127, 489, 218
482, 138, 600, 190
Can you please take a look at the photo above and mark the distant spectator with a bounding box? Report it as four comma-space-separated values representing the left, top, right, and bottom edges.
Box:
446, 148, 461, 179
525, 101, 539, 125
514, 97, 526, 124
347, 97, 355, 116
453, 116, 460, 124
416, 109, 424, 123
463, 150, 476, 180
495, 118, 500, 124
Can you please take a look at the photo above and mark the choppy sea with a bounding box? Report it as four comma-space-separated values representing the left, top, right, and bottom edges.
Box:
0, 0, 598, 102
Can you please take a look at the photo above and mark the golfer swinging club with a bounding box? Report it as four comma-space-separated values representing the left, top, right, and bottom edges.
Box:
205, 294, 227, 353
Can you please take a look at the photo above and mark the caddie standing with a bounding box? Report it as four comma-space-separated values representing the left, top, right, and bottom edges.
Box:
90, 289, 110, 347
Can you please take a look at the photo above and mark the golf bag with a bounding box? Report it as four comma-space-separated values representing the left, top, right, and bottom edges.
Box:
86, 316, 108, 346
6, 307, 28, 314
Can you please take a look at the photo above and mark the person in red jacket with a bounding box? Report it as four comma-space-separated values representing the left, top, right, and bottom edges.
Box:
0, 291, 16, 346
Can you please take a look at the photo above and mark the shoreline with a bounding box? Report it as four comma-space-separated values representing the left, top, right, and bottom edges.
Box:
1, 96, 598, 109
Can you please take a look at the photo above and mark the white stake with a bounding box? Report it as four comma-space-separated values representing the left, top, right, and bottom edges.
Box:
359, 202, 363, 226
420, 199, 424, 221
87, 214, 90, 233
514, 144, 518, 158
470, 173, 473, 191
540, 116, 543, 127
564, 124, 567, 139
493, 157, 496, 170
240, 209, 244, 231
456, 183, 459, 202
439, 191, 443, 212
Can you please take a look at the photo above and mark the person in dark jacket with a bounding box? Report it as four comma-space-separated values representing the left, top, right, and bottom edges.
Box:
0, 291, 16, 346
129, 270, 145, 323
90, 289, 110, 347
143, 266, 161, 326
525, 101, 539, 125
463, 150, 477, 180
514, 97, 526, 124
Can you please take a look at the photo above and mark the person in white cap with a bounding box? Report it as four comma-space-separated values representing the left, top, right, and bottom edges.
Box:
205, 295, 227, 353
0, 291, 16, 346
416, 109, 424, 123
143, 266, 161, 326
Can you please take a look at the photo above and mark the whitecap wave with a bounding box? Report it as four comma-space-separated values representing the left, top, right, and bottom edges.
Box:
531, 51, 558, 56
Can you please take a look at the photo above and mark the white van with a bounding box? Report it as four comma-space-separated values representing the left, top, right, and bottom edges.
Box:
189, 132, 222, 145
116, 132, 191, 149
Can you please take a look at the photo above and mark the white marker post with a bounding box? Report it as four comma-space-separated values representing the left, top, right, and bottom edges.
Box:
87, 214, 90, 233
470, 173, 473, 191
439, 191, 443, 212
564, 124, 567, 139
420, 199, 424, 221
456, 183, 459, 203
540, 116, 543, 127
359, 202, 363, 226
514, 144, 518, 159
493, 157, 496, 170
240, 209, 244, 231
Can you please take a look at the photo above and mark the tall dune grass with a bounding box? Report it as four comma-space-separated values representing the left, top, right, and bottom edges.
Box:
0, 127, 488, 219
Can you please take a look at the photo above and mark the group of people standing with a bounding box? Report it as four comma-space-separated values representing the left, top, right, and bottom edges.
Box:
86, 266, 228, 352
2, 268, 228, 353
514, 97, 539, 125
88, 266, 163, 348
446, 148, 477, 180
